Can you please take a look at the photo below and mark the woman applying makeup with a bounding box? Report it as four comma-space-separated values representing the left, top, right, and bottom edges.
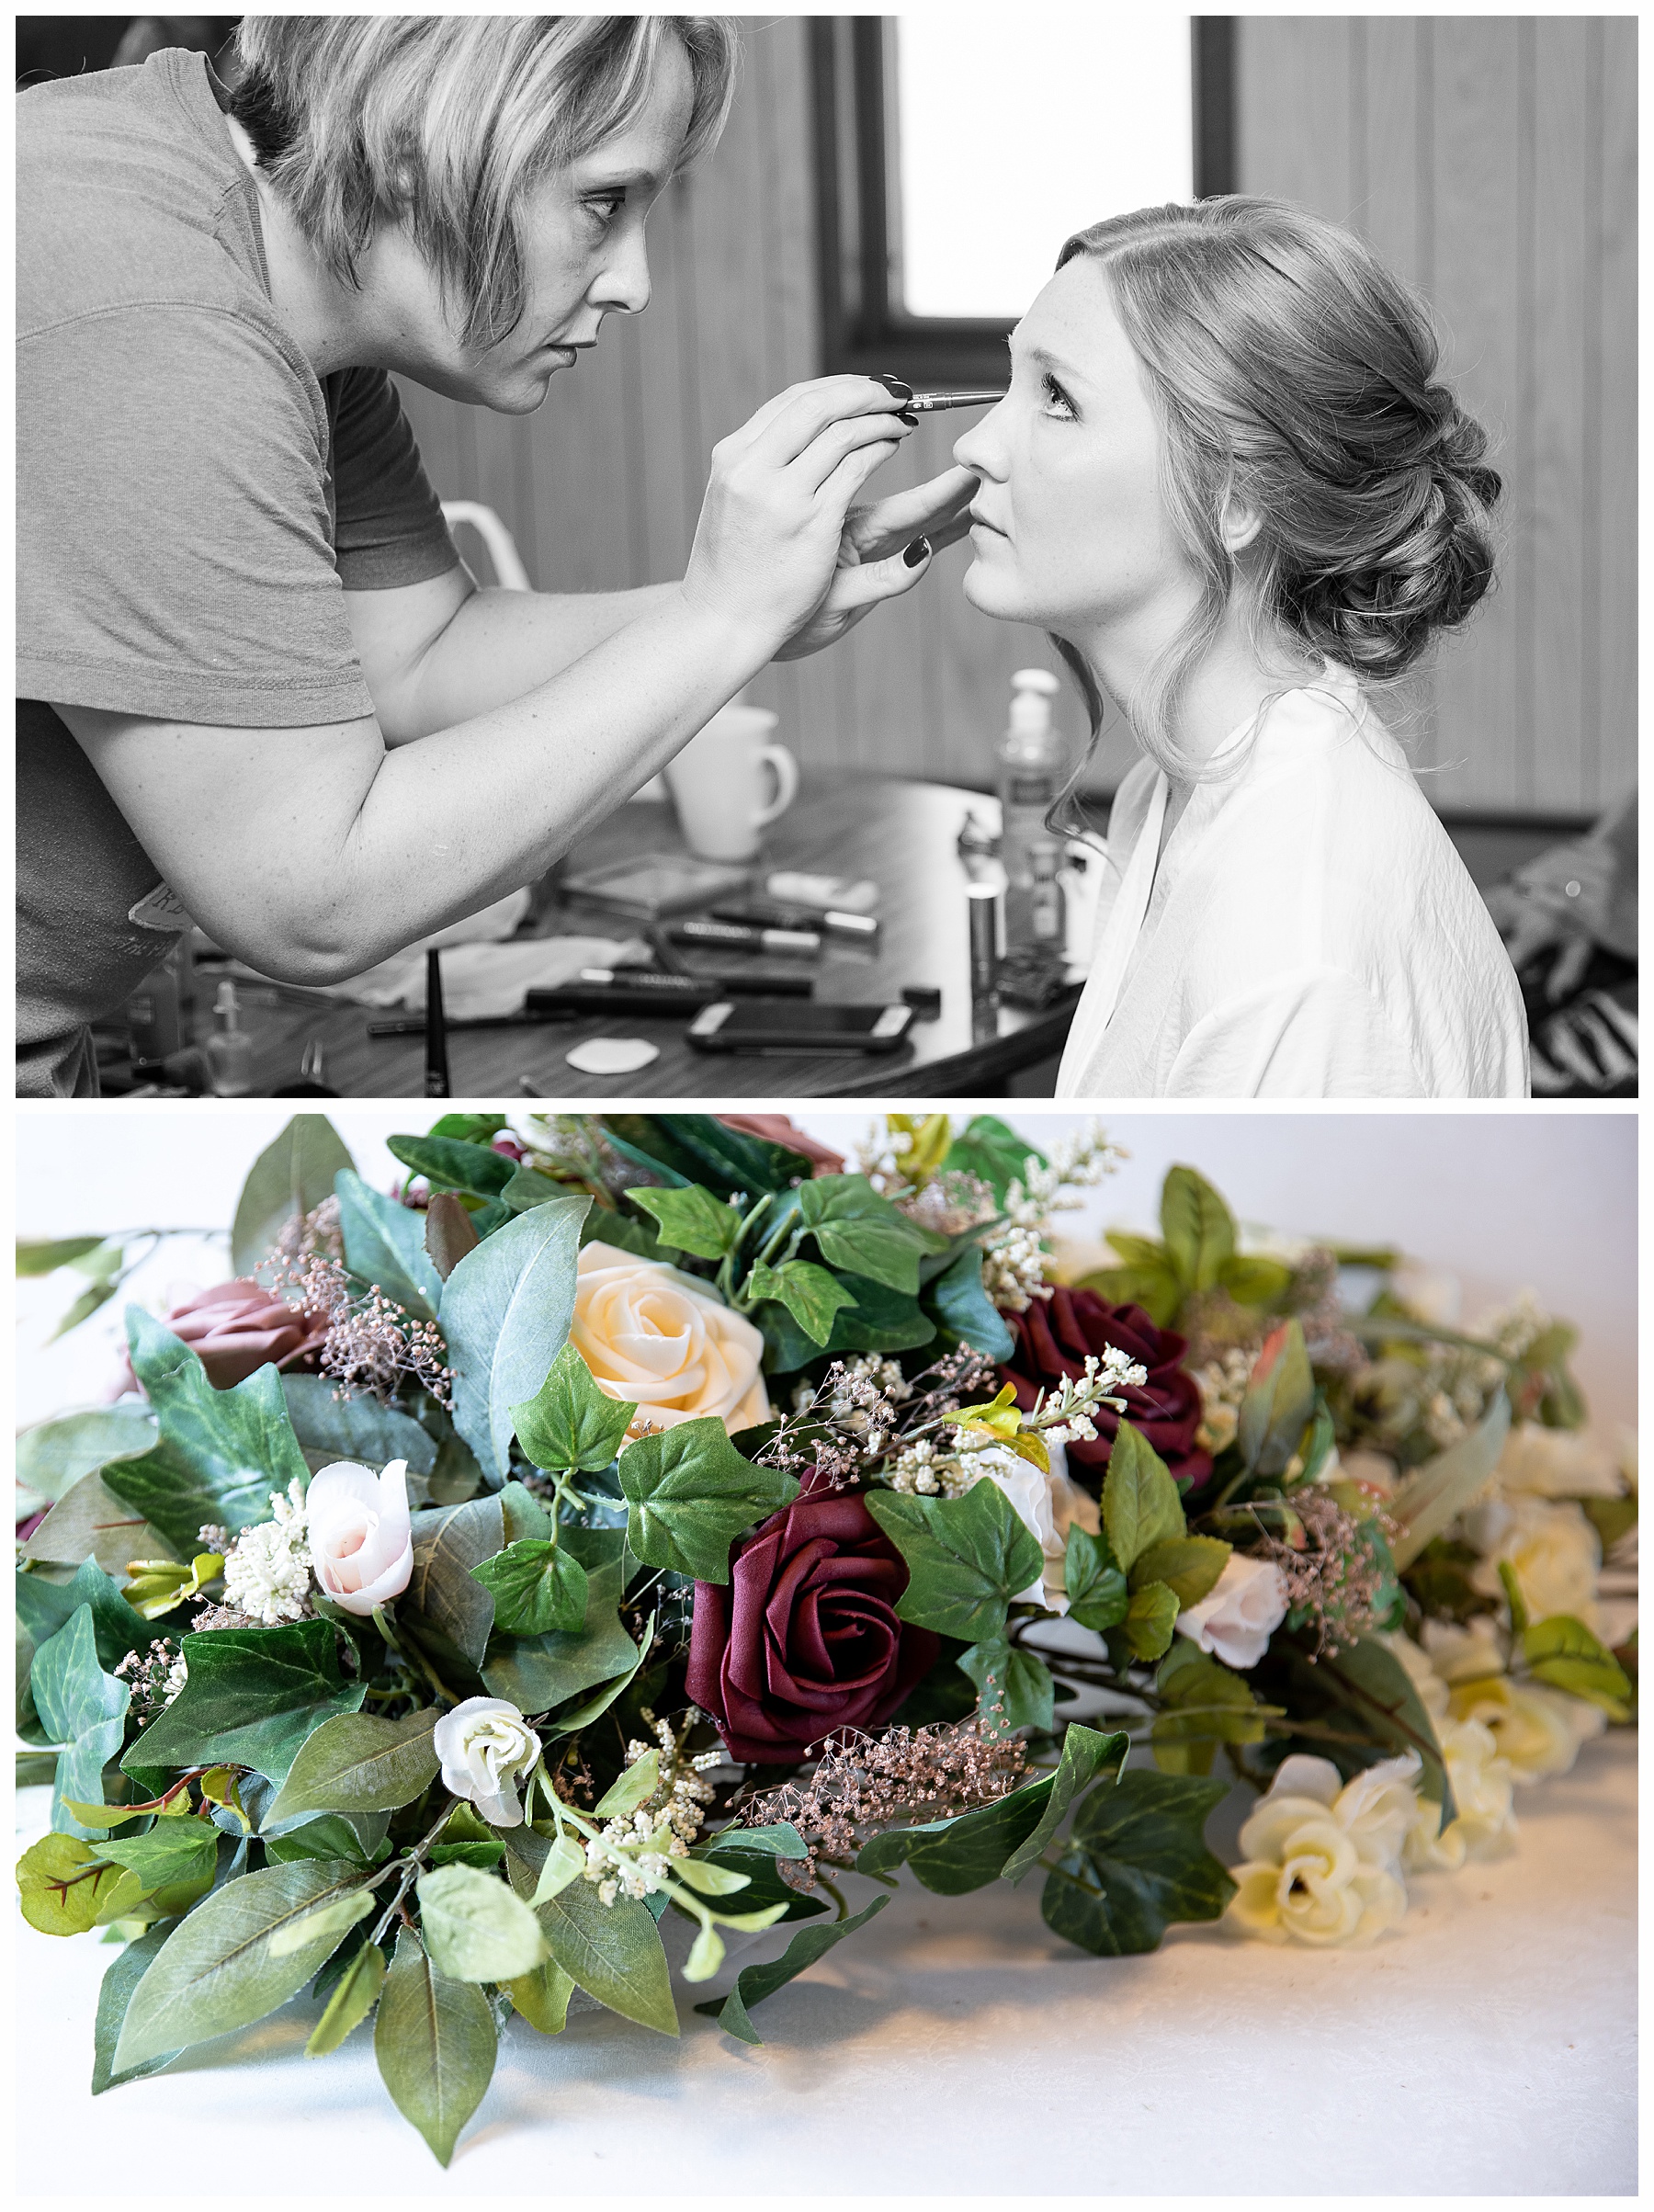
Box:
955, 199, 1528, 1099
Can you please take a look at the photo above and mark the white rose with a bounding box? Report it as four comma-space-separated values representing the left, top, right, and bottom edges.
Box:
433, 1696, 540, 1826
572, 1240, 771, 1435
1495, 1423, 1625, 1499
1227, 1753, 1410, 1947
1378, 1628, 1452, 1721
1467, 1495, 1603, 1631
305, 1458, 413, 1616
963, 1440, 1100, 1613
1175, 1552, 1289, 1671
1446, 1674, 1604, 1784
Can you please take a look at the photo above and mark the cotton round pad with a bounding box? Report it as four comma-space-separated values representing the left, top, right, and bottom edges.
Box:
565, 1037, 660, 1076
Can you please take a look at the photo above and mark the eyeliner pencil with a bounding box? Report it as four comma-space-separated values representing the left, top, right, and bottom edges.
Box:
424, 947, 450, 1097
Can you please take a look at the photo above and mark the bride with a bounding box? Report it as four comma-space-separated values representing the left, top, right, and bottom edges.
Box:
955, 197, 1529, 1099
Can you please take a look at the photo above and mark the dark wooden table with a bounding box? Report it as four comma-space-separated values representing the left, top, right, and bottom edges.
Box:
206, 779, 1081, 1099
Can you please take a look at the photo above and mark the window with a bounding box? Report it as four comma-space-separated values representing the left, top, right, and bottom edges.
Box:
811, 16, 1235, 384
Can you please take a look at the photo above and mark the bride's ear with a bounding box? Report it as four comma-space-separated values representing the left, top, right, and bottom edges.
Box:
1218, 486, 1264, 557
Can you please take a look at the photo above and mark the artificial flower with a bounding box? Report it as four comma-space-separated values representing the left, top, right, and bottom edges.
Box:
715, 1114, 846, 1174
1494, 1423, 1626, 1499
1175, 1552, 1289, 1670
1463, 1494, 1603, 1632
1226, 1753, 1411, 1947
109, 1276, 326, 1394
962, 1441, 1101, 1613
572, 1240, 770, 1435
1000, 1287, 1211, 1491
433, 1696, 540, 1826
305, 1458, 414, 1616
1405, 1718, 1518, 1869
686, 1475, 938, 1762
220, 1475, 312, 1626
1418, 1617, 1607, 1782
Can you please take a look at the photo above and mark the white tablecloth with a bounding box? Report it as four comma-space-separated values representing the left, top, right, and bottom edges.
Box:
15, 1732, 1636, 2199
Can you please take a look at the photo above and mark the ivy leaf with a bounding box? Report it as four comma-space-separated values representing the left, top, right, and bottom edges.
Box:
1159, 1165, 1236, 1294
439, 1195, 588, 1484
92, 1923, 177, 2093
999, 1722, 1129, 1883
941, 1114, 1046, 1207
511, 1342, 634, 1476
16, 1557, 156, 1674
121, 1620, 367, 1788
746, 1258, 858, 1346
333, 1169, 444, 1321
1123, 1582, 1181, 1662
502, 1164, 576, 1213
1151, 1640, 1271, 1775
17, 1832, 128, 1934
601, 1112, 810, 1198
231, 1115, 356, 1276
922, 1243, 1014, 1360
1235, 1320, 1316, 1478
626, 1184, 742, 1259
754, 1267, 936, 1373
31, 1606, 130, 1838
102, 1310, 311, 1556
1129, 1535, 1231, 1607
374, 1926, 497, 2167
616, 1419, 796, 1582
264, 1707, 441, 1825
1063, 1526, 1129, 1632
481, 1531, 637, 1713
865, 1483, 1042, 1643
386, 1132, 517, 1202
115, 1858, 373, 2070
695, 1895, 889, 2045
797, 1174, 946, 1293
305, 1938, 388, 2059
957, 1638, 1055, 1732
1042, 1768, 1234, 1956
1521, 1614, 1633, 1714
470, 1539, 589, 1637
1100, 1423, 1186, 1573
20, 1469, 176, 1580
416, 1864, 550, 1982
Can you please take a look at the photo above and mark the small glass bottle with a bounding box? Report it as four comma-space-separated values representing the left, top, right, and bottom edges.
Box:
1029, 837, 1063, 943
206, 980, 254, 1097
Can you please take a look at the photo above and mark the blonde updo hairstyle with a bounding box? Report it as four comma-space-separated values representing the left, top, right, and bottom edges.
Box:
1048, 197, 1501, 800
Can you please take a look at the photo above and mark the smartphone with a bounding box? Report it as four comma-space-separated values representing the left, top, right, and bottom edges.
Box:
686, 999, 914, 1052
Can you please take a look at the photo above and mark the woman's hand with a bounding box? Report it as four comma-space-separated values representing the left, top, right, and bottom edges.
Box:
774, 463, 980, 660
1486, 837, 1627, 1002
680, 377, 918, 652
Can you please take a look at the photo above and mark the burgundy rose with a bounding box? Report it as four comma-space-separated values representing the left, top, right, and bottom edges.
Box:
1001, 1288, 1211, 1492
686, 1479, 938, 1763
110, 1277, 328, 1395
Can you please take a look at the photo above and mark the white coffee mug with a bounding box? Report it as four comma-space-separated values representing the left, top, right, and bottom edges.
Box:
665, 703, 799, 863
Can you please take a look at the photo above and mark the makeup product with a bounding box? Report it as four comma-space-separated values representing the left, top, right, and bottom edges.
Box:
425, 948, 450, 1097
566, 1037, 659, 1076
875, 372, 1005, 414
998, 669, 1066, 915
559, 851, 752, 917
709, 901, 879, 941
368, 1011, 579, 1038
669, 918, 821, 956
580, 967, 813, 997
687, 999, 914, 1053
272, 1038, 338, 1096
765, 869, 878, 914
902, 983, 943, 1018
966, 880, 1002, 997
206, 979, 254, 1096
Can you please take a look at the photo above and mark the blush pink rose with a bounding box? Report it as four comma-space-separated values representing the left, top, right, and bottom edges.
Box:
111, 1278, 328, 1395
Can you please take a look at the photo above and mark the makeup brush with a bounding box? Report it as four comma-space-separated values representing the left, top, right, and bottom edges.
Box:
876, 372, 1005, 418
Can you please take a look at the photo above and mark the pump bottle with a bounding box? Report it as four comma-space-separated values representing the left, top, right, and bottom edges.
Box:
997, 666, 1066, 943
206, 980, 254, 1097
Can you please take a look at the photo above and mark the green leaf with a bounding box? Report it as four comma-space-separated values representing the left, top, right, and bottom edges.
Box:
1253, 1632, 1455, 1812
50, 1281, 119, 1341
439, 1194, 589, 1484
593, 1748, 661, 1819
232, 1115, 356, 1276
865, 1483, 1042, 1643
1521, 1614, 1633, 1713
265, 1812, 392, 1866
1159, 1164, 1236, 1294
503, 1164, 575, 1213
115, 1857, 372, 2069
427, 1112, 509, 1143
1129, 1536, 1231, 1607
333, 1169, 444, 1321
627, 1184, 742, 1259
1388, 1394, 1512, 1570
1062, 1526, 1129, 1632
1151, 1640, 1269, 1776
617, 1418, 797, 1582
695, 1894, 889, 2045
279, 1373, 437, 1477
957, 1638, 1055, 1731
746, 1258, 859, 1345
922, 1243, 1015, 1360
265, 1707, 441, 1824
511, 1342, 635, 1475
17, 1407, 157, 1507
602, 1112, 812, 1199
1218, 1253, 1297, 1308
545, 1609, 653, 1737
999, 1722, 1130, 1883
16, 1558, 156, 1673
797, 1174, 946, 1293
31, 1606, 130, 1838
470, 1538, 588, 1637
17, 1832, 127, 1934
1235, 1320, 1316, 1478
530, 1868, 678, 2036
755, 1266, 937, 1373
481, 1534, 637, 1714
417, 1864, 550, 1981
855, 1735, 1120, 1896
96, 1818, 218, 1897
103, 1310, 311, 1555
694, 1828, 825, 1924
504, 1956, 575, 2035
1101, 1423, 1185, 1572
1080, 1257, 1184, 1331
402, 1495, 506, 1671
942, 1114, 1045, 1206
20, 1469, 175, 1579
374, 1926, 497, 2167
306, 1937, 388, 2057
1042, 1767, 1234, 1956
121, 1620, 367, 1788
17, 1233, 110, 1276
387, 1132, 517, 1202
92, 1924, 177, 2092
1123, 1581, 1181, 1662
267, 1884, 377, 1958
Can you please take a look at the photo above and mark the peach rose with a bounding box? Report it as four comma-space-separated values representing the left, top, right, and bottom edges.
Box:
572, 1240, 771, 1435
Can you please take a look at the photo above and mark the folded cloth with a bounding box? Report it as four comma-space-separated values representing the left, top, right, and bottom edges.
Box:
337, 935, 651, 1019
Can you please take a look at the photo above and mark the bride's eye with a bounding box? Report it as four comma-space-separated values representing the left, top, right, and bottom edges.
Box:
1041, 371, 1077, 420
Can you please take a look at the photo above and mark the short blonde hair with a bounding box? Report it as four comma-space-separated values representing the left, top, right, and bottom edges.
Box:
226, 16, 740, 348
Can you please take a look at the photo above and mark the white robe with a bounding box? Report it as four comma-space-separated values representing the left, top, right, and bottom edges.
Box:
1055, 663, 1530, 1099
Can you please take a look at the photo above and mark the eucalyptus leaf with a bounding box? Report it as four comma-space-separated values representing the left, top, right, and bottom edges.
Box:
21, 1469, 176, 1579
17, 1407, 158, 1507
374, 1926, 497, 2167
439, 1195, 588, 1483
334, 1169, 444, 1319
279, 1374, 436, 1477
402, 1495, 506, 1671
232, 1116, 356, 1276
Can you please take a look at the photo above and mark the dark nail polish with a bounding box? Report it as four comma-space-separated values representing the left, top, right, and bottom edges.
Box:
898, 409, 918, 427
876, 371, 913, 402
903, 536, 931, 568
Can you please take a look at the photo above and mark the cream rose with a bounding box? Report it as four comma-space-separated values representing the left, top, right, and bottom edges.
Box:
305, 1458, 413, 1616
963, 1440, 1100, 1613
1465, 1494, 1603, 1631
1175, 1552, 1290, 1671
433, 1696, 539, 1827
572, 1241, 770, 1435
1494, 1423, 1626, 1500
1227, 1753, 1410, 1947
1418, 1617, 1605, 1782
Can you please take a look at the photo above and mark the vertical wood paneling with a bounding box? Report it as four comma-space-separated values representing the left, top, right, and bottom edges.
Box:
1597, 17, 1637, 810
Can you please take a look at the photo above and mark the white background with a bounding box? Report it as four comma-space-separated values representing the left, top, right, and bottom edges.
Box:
15, 1104, 1637, 1435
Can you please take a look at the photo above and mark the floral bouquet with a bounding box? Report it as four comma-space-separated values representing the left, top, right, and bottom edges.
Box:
16, 1112, 1636, 2164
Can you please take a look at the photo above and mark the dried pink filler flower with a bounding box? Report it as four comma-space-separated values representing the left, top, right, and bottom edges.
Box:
266, 1197, 454, 1408
1254, 1489, 1396, 1659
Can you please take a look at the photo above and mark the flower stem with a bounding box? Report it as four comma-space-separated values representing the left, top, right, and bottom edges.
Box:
368, 1798, 455, 1946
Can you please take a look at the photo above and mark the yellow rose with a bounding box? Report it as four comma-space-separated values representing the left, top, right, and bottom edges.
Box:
572, 1240, 771, 1436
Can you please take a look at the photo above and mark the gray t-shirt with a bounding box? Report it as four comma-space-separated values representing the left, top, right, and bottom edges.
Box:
17, 49, 460, 1095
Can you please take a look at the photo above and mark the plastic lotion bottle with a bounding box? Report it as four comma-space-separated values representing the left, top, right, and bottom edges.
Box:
998, 666, 1065, 941
207, 979, 254, 1096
